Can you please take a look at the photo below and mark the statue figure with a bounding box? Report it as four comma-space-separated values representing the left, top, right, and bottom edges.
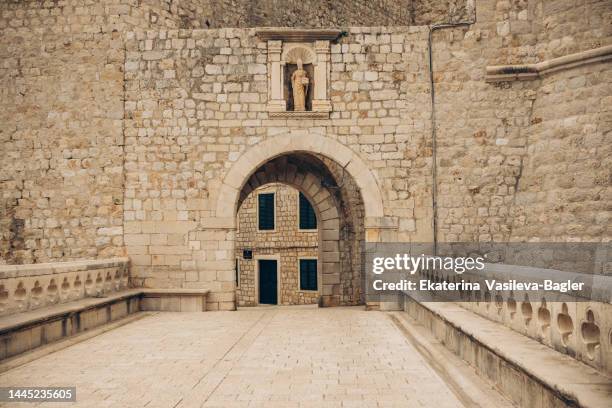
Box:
291, 58, 309, 111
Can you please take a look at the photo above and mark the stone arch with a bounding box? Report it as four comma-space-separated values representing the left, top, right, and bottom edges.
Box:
215, 132, 384, 223
237, 157, 338, 219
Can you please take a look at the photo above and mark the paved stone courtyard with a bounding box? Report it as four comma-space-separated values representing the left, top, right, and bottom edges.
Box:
0, 307, 493, 407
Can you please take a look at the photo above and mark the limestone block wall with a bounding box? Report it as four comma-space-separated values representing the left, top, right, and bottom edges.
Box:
485, 0, 611, 244
236, 183, 319, 306
145, 0, 469, 29
412, 0, 470, 25
432, 34, 536, 242
0, 0, 128, 264
1, 0, 609, 312
0, 0, 200, 265
214, 0, 416, 28
431, 0, 612, 243
497, 0, 611, 62
137, 0, 213, 29
320, 157, 367, 305
509, 62, 612, 241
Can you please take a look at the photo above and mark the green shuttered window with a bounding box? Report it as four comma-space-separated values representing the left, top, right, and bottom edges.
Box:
299, 192, 317, 230
299, 259, 318, 291
258, 193, 275, 230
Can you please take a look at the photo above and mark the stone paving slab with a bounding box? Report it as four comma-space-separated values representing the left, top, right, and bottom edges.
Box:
0, 306, 505, 407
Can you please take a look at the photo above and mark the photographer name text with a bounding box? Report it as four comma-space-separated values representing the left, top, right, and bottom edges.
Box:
372, 279, 585, 293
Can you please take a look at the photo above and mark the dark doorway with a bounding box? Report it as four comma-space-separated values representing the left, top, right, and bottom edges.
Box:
258, 259, 278, 304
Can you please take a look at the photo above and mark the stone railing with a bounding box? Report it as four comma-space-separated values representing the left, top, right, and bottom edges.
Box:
0, 258, 130, 317
412, 264, 612, 376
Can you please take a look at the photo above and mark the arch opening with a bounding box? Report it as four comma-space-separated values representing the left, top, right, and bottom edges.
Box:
234, 153, 366, 307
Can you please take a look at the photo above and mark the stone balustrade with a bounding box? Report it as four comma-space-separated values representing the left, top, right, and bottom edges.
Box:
413, 265, 612, 376
0, 258, 130, 317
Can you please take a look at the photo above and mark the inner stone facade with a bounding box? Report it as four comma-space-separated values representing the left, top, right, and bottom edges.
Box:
234, 153, 365, 307
236, 183, 319, 306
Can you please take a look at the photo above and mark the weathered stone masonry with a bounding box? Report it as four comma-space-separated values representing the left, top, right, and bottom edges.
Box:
431, 1, 612, 243
1, 0, 611, 312
1, 0, 612, 380
0, 0, 471, 267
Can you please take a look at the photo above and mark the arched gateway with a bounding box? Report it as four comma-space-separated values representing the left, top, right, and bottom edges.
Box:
213, 132, 388, 307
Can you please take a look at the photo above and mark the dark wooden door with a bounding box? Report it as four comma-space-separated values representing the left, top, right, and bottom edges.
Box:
258, 259, 278, 305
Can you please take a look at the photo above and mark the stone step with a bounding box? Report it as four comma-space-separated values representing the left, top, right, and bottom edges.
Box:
388, 311, 515, 408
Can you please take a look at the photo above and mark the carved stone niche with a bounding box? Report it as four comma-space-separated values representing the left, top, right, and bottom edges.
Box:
257, 29, 341, 118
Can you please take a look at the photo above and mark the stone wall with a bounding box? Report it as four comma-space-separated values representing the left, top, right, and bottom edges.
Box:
0, 0, 131, 264
495, 0, 611, 62
236, 183, 318, 306
0, 0, 198, 264
509, 61, 611, 242
509, 0, 612, 242
206, 0, 416, 28
432, 0, 612, 243
122, 26, 433, 309
1, 0, 610, 306
139, 0, 469, 29
425, 0, 612, 374
320, 157, 366, 304
137, 0, 212, 29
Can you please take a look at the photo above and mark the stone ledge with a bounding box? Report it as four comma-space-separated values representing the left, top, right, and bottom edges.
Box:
388, 312, 515, 407
0, 288, 211, 360
268, 111, 330, 119
0, 312, 151, 374
403, 295, 612, 408
0, 290, 143, 335
0, 288, 211, 335
141, 288, 210, 296
140, 288, 209, 312
0, 257, 129, 279
485, 45, 612, 82
256, 28, 342, 42
364, 216, 399, 229
0, 290, 143, 360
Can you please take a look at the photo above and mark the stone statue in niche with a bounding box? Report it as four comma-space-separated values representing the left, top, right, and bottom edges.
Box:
291, 58, 309, 111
